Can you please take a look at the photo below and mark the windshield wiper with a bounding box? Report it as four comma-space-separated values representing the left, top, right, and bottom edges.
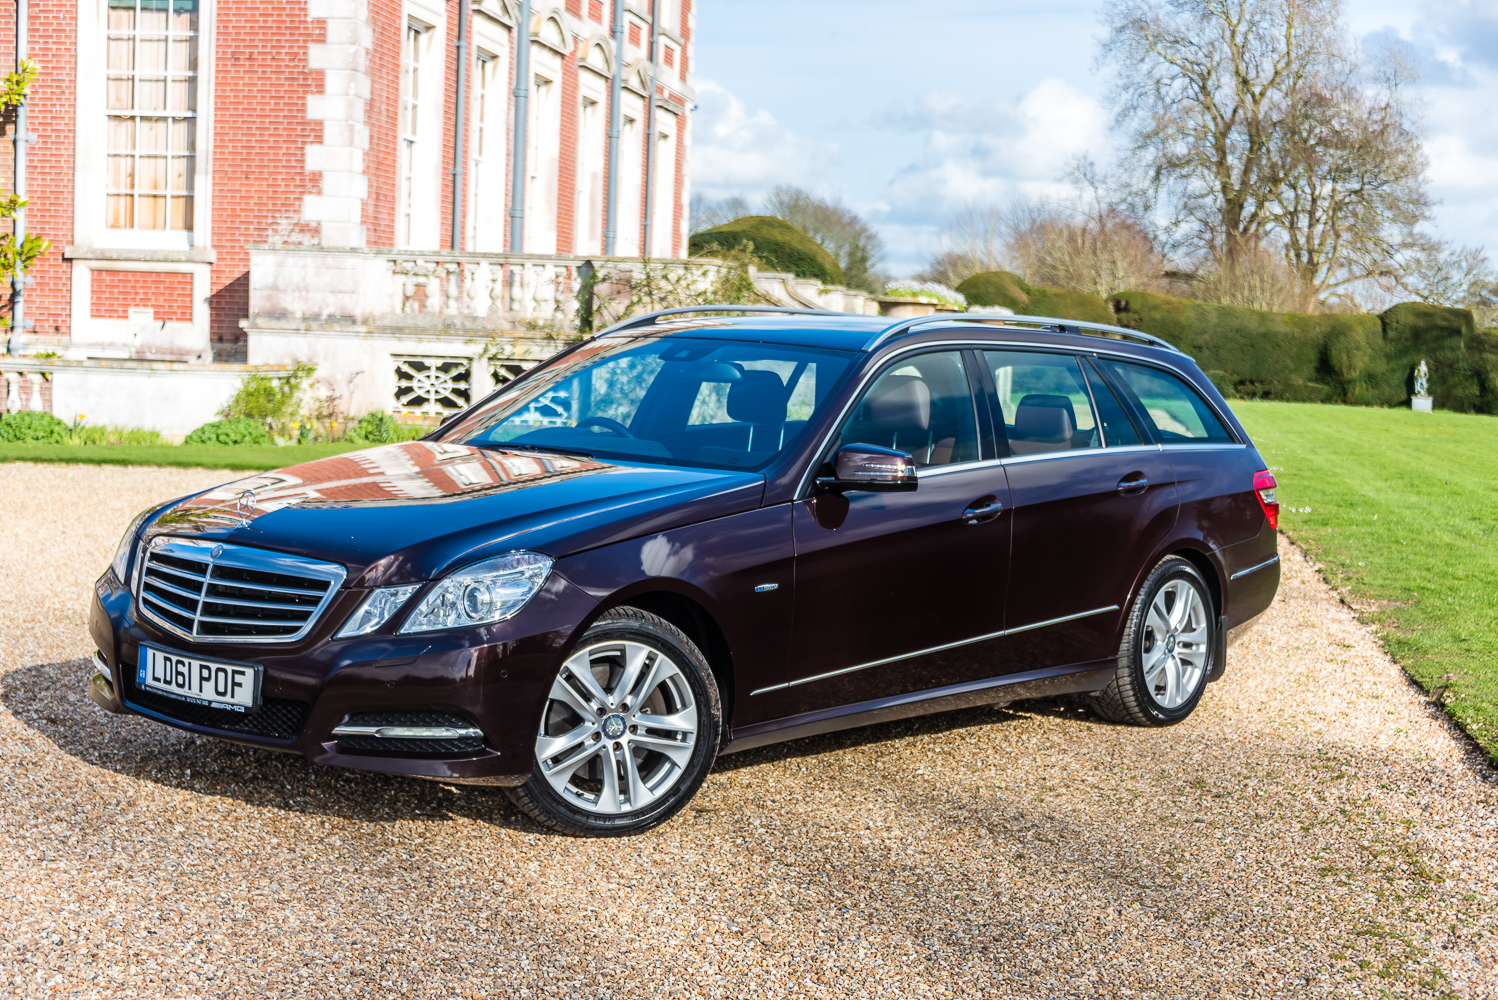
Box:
474, 441, 596, 460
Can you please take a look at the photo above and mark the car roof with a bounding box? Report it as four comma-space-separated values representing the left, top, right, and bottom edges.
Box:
599, 311, 1188, 363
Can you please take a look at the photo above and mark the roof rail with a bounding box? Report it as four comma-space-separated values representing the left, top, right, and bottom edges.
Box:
590, 304, 844, 339
861, 312, 1189, 356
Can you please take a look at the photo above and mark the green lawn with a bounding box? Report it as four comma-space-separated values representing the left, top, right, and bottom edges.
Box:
0, 441, 369, 471
1233, 401, 1498, 762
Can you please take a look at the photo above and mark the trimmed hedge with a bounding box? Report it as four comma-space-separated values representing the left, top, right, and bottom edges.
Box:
0, 410, 70, 443
184, 417, 272, 446
1110, 291, 1498, 411
956, 271, 1114, 324
689, 216, 845, 287
954, 270, 1498, 412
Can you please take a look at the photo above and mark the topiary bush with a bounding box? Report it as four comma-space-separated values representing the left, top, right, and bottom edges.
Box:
0, 410, 70, 443
956, 271, 1114, 324
184, 417, 272, 446
688, 216, 844, 286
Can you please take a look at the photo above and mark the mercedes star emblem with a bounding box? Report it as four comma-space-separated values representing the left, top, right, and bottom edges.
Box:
235, 489, 257, 526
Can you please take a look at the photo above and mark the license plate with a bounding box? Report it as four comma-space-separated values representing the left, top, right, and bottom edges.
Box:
137, 646, 260, 712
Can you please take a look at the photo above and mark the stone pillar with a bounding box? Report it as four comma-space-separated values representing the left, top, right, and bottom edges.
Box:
304, 0, 373, 248
3, 373, 17, 414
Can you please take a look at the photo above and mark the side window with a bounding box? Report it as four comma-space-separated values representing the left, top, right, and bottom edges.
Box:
838, 351, 979, 467
1098, 360, 1234, 444
984, 351, 1099, 456
1081, 359, 1142, 447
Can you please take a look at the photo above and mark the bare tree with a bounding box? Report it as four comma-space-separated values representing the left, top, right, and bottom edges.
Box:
764, 185, 886, 292
1102, 0, 1442, 308
923, 168, 1165, 296
1268, 49, 1430, 306
689, 194, 752, 234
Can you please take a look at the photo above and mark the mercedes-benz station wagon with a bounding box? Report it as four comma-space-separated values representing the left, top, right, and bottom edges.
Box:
88, 307, 1281, 836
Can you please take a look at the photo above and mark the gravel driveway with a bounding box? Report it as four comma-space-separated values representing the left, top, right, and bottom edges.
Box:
3, 460, 1496, 999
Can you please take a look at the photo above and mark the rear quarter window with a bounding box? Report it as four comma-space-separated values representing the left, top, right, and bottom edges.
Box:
1099, 359, 1235, 444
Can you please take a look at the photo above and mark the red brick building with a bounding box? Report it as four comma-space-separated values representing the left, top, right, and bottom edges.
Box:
4, 0, 695, 363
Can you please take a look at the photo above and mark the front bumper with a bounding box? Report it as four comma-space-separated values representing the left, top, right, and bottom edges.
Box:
88, 569, 599, 785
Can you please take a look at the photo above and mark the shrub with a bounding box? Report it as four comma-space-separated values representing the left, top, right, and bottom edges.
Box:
0, 410, 69, 443
688, 216, 845, 286
956, 271, 1114, 324
184, 417, 272, 446
219, 363, 316, 435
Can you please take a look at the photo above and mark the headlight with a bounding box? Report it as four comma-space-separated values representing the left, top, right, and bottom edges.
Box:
398, 552, 554, 634
110, 506, 161, 582
336, 584, 421, 638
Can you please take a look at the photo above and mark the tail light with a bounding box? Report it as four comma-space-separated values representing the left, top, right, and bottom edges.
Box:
1254, 470, 1279, 530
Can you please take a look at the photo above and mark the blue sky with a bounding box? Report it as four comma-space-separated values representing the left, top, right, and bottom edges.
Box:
690, 0, 1498, 277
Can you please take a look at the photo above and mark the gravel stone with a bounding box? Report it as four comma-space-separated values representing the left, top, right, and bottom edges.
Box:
2, 461, 1495, 998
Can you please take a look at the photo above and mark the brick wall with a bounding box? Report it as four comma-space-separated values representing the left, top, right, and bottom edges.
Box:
90, 270, 194, 321
208, 0, 322, 350
365, 0, 401, 250
0, 2, 80, 340
557, 38, 579, 252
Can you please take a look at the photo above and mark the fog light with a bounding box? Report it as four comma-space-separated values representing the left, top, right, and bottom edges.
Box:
332, 723, 484, 740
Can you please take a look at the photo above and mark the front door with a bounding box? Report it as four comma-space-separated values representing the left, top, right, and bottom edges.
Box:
982, 349, 1179, 672
777, 349, 1013, 719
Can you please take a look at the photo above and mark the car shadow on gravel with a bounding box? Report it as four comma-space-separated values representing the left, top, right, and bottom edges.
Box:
5, 657, 1116, 835
2, 658, 542, 832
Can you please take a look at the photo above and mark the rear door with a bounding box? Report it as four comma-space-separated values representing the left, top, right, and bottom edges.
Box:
983, 350, 1179, 672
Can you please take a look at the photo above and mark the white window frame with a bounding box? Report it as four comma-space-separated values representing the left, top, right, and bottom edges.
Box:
398, 3, 444, 250
74, 0, 216, 251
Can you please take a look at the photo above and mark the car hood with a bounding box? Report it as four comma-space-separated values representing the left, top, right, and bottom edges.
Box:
144, 441, 766, 585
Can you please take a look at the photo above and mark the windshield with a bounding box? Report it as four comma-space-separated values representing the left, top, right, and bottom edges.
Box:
440, 337, 855, 471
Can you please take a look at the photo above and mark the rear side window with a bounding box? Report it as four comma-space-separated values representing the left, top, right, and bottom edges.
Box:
1081, 359, 1141, 447
984, 351, 1099, 456
1099, 360, 1234, 444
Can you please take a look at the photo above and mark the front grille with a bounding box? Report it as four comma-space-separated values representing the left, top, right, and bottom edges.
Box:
127, 685, 310, 739
336, 710, 487, 755
136, 538, 346, 643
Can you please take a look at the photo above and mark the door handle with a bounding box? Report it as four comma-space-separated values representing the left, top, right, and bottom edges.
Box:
962, 498, 1004, 524
1116, 475, 1149, 495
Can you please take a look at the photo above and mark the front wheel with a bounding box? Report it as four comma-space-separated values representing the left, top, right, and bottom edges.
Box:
504, 607, 722, 836
1091, 556, 1215, 727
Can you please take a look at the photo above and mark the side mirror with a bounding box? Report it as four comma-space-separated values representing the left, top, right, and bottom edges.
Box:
818, 443, 918, 493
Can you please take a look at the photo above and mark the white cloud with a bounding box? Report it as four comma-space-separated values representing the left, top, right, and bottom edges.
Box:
880, 79, 1110, 215
688, 80, 841, 203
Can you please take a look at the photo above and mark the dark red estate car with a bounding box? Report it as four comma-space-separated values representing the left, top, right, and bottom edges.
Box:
89, 307, 1280, 835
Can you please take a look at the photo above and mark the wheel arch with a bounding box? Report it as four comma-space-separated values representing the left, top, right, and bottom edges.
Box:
592, 587, 736, 732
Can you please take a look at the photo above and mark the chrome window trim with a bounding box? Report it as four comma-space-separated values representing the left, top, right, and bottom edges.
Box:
1229, 555, 1281, 581
1157, 442, 1249, 452
135, 536, 348, 645
751, 604, 1121, 695
798, 338, 1235, 499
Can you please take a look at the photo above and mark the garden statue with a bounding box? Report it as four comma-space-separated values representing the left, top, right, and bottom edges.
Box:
1412, 359, 1433, 412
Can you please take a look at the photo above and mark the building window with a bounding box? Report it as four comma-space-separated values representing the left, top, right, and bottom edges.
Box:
398, 23, 425, 247
588, 0, 603, 23
106, 0, 198, 231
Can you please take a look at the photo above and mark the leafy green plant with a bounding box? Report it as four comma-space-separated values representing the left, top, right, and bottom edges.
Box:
218, 363, 316, 437
0, 410, 69, 443
0, 58, 47, 304
184, 417, 272, 446
67, 425, 164, 446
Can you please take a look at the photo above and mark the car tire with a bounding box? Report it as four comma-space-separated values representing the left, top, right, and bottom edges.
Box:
1091, 556, 1215, 727
504, 606, 723, 837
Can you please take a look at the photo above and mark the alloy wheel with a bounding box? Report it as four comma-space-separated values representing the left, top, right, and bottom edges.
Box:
534, 639, 699, 815
1139, 578, 1210, 709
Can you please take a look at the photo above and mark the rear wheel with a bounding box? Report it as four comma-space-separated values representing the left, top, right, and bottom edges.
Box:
505, 607, 722, 836
1091, 556, 1214, 727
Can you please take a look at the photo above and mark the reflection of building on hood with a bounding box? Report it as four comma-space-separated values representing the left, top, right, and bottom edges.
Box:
166, 443, 607, 527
